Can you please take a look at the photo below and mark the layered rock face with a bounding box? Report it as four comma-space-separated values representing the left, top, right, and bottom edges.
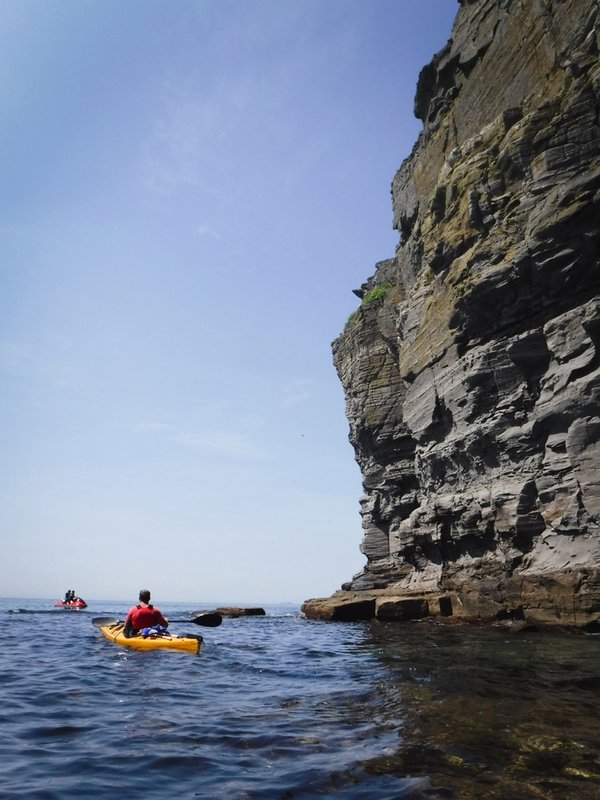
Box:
305, 0, 600, 627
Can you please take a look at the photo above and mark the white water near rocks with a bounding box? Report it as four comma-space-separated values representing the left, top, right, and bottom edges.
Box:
1, 598, 599, 799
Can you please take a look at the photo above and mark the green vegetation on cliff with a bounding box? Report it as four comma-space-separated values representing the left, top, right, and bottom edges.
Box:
345, 283, 394, 328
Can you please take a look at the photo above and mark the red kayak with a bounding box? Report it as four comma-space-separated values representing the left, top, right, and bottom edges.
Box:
54, 598, 88, 609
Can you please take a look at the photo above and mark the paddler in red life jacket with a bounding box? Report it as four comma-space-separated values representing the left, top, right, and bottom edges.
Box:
123, 589, 169, 638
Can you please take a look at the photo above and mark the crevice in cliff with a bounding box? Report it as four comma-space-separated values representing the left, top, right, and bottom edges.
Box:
439, 518, 498, 562
422, 393, 454, 444
507, 331, 552, 402
514, 480, 546, 554
570, 318, 600, 383
399, 206, 419, 245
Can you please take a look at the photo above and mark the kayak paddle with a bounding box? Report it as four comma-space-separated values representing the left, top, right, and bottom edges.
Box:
92, 616, 121, 627
92, 612, 222, 629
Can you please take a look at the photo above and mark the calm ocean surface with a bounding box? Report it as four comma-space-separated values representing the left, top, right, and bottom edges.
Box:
1, 598, 599, 799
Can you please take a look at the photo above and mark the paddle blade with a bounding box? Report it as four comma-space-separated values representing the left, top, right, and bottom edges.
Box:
92, 616, 120, 628
190, 612, 222, 628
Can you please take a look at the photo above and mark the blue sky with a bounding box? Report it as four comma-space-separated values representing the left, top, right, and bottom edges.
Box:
1, 0, 457, 604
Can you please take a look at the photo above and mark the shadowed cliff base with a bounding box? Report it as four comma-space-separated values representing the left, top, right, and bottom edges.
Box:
305, 0, 600, 627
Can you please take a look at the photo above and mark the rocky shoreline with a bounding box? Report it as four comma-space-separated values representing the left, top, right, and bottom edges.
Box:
303, 566, 600, 629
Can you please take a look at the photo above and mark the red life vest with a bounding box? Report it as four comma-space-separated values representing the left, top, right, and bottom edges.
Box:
130, 603, 163, 630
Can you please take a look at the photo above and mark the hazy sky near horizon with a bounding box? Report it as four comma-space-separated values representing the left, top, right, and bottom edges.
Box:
1, 0, 457, 604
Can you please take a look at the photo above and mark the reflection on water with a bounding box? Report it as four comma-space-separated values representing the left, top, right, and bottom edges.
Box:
360, 621, 600, 799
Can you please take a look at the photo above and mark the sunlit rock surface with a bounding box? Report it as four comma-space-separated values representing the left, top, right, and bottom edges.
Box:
303, 0, 600, 627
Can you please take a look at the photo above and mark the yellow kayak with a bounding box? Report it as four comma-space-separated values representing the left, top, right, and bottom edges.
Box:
98, 622, 201, 655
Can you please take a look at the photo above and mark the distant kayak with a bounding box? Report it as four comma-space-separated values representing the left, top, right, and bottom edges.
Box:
97, 621, 202, 655
54, 598, 87, 609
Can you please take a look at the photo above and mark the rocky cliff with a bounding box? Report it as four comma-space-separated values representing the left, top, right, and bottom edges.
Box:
304, 0, 600, 627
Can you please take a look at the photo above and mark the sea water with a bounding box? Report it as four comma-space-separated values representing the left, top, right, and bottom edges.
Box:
1, 598, 599, 799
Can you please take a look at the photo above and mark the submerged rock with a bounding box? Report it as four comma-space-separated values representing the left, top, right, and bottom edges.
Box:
306, 0, 600, 627
193, 607, 266, 618
215, 607, 266, 618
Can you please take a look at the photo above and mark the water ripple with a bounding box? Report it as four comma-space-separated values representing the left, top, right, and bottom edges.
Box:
1, 599, 599, 799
